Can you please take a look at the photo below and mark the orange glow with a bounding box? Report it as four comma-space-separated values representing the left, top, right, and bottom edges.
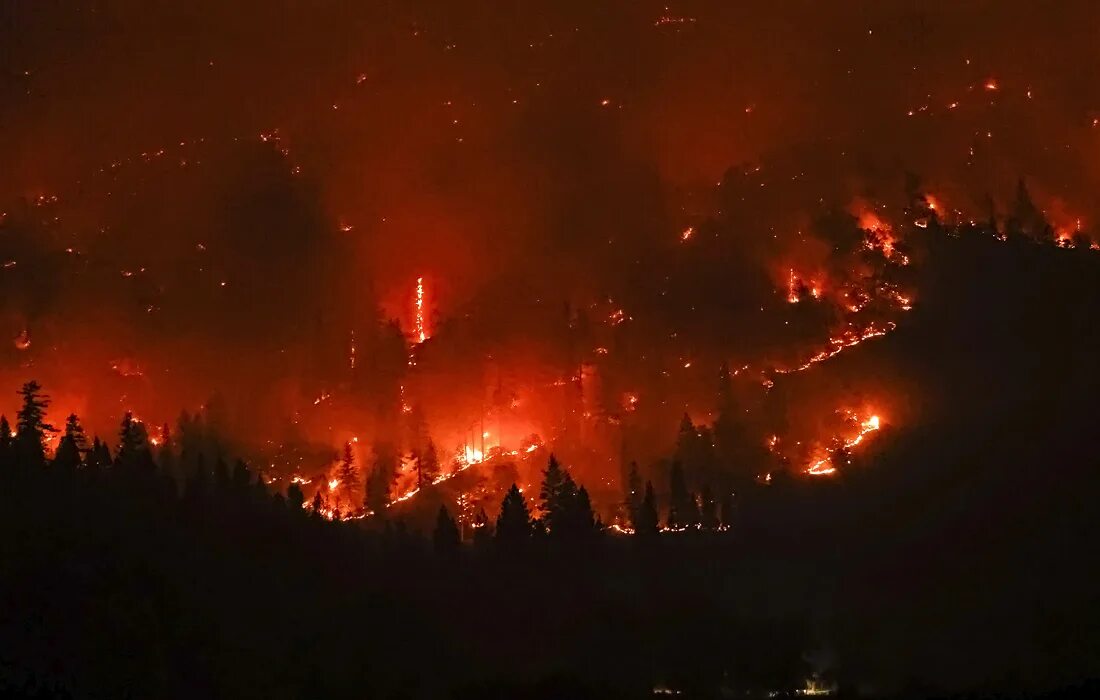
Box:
414, 276, 428, 343
806, 411, 883, 476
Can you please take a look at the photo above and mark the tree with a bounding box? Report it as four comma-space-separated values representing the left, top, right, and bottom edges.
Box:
86, 437, 112, 472
636, 481, 659, 536
365, 441, 398, 514
667, 462, 691, 529
420, 439, 440, 485
539, 454, 578, 535
0, 416, 13, 471
336, 442, 360, 511
719, 491, 734, 530
16, 380, 56, 468
472, 507, 492, 547
573, 486, 596, 535
624, 461, 642, 529
287, 482, 305, 512
432, 506, 460, 554
699, 484, 719, 530
495, 483, 531, 544
155, 423, 176, 480
116, 412, 151, 471
231, 459, 252, 492
52, 413, 86, 471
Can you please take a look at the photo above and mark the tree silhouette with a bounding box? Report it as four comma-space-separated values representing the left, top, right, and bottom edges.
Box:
495, 483, 531, 544
86, 437, 111, 473
0, 416, 13, 471
16, 380, 56, 468
365, 441, 398, 514
472, 507, 492, 547
573, 485, 596, 535
335, 442, 359, 511
719, 491, 734, 530
624, 461, 642, 528
636, 481, 659, 536
286, 482, 305, 512
52, 413, 86, 471
699, 484, 718, 530
420, 438, 440, 485
116, 412, 151, 471
667, 462, 691, 529
539, 454, 578, 535
432, 505, 460, 554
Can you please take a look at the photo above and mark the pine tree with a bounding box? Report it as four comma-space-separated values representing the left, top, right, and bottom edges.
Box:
116, 412, 151, 471
155, 423, 176, 479
495, 483, 531, 544
472, 507, 492, 547
573, 485, 596, 535
421, 439, 440, 484
624, 461, 642, 528
667, 462, 691, 529
432, 505, 460, 554
231, 459, 252, 492
336, 442, 359, 511
636, 481, 659, 536
287, 482, 305, 512
85, 437, 111, 473
539, 454, 578, 535
699, 484, 719, 530
719, 491, 734, 530
683, 491, 701, 529
15, 380, 56, 468
365, 441, 398, 514
0, 416, 13, 471
52, 413, 86, 471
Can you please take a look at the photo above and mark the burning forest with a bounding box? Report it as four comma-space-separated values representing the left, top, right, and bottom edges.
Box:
4, 2, 1100, 698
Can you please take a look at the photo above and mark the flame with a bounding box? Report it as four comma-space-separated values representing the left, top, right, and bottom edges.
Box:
806, 411, 882, 476
414, 276, 428, 343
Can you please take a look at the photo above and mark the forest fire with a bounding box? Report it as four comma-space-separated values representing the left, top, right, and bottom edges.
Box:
805, 411, 883, 476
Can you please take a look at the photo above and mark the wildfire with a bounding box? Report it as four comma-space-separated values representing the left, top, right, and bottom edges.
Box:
777, 321, 896, 374
414, 276, 428, 343
806, 411, 882, 476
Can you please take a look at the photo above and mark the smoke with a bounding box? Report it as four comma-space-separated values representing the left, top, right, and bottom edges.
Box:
0, 0, 1097, 472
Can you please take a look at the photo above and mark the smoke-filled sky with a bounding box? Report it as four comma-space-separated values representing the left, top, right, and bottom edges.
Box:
1, 0, 1098, 465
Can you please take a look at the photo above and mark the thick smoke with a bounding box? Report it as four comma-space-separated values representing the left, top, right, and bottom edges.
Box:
0, 0, 1097, 482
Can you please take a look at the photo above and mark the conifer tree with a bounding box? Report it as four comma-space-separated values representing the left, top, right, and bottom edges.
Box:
495, 483, 531, 544
699, 484, 719, 530
667, 462, 690, 529
336, 442, 359, 510
16, 381, 56, 468
287, 482, 305, 512
539, 454, 578, 535
636, 481, 659, 536
52, 414, 86, 471
624, 461, 642, 528
0, 416, 14, 471
432, 505, 460, 554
